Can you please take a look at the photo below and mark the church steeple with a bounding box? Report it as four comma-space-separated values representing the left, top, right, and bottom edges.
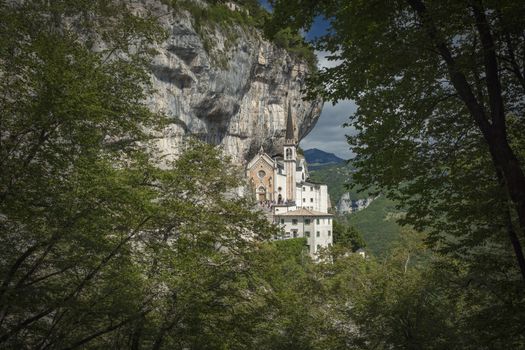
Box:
283, 101, 297, 203
285, 101, 296, 145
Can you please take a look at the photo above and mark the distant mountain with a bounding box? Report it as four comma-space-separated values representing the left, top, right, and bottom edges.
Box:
303, 148, 346, 166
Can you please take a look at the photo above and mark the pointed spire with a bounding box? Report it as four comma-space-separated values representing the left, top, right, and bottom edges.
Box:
259, 145, 264, 154
285, 101, 295, 142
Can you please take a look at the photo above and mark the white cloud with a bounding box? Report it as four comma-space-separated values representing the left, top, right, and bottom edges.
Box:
300, 100, 358, 159
299, 51, 357, 159
316, 50, 342, 70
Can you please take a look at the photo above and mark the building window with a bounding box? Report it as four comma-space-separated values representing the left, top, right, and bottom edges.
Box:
286, 148, 292, 159
305, 219, 310, 225
310, 198, 313, 203
303, 198, 306, 202
280, 219, 284, 225
302, 186, 305, 191
305, 231, 310, 237
316, 219, 320, 225
316, 231, 320, 237
285, 232, 290, 238
292, 219, 298, 225
310, 186, 313, 191
258, 170, 266, 178
278, 187, 282, 192
317, 244, 321, 252
306, 244, 310, 251
328, 230, 331, 236
292, 230, 298, 238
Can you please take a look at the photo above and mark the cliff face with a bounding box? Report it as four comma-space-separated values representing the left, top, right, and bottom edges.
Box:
136, 1, 322, 164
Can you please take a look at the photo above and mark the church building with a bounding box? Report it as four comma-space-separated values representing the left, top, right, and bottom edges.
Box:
246, 103, 333, 256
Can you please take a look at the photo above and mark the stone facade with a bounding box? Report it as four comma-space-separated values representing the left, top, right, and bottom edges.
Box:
247, 151, 275, 201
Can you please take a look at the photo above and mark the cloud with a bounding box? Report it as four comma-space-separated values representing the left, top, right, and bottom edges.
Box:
300, 100, 358, 159
299, 51, 357, 159
316, 50, 342, 70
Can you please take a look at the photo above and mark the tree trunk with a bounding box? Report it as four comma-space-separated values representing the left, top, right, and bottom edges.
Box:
407, 0, 525, 282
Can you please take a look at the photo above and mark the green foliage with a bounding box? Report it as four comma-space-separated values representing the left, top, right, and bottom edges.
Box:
161, 1, 317, 72
161, 0, 269, 69
268, 0, 525, 263
4, 1, 525, 348
308, 162, 364, 205
343, 196, 403, 257
309, 163, 402, 256
317, 229, 525, 349
270, 0, 525, 346
271, 27, 317, 72
0, 1, 286, 348
332, 220, 365, 251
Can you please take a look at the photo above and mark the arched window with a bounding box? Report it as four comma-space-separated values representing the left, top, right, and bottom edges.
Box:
258, 170, 266, 178
258, 186, 266, 193
285, 148, 292, 159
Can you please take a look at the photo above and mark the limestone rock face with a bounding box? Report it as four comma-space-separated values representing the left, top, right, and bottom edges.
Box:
337, 193, 353, 215
135, 1, 322, 164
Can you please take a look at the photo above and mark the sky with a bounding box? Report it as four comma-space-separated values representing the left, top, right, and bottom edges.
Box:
299, 51, 357, 160
299, 98, 357, 160
298, 42, 358, 160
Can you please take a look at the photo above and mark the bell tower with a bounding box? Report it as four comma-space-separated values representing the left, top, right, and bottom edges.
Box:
284, 102, 297, 203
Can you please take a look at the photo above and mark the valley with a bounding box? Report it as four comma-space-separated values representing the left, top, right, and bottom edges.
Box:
306, 151, 402, 256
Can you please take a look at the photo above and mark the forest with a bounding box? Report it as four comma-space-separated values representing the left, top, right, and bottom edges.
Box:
1, 0, 524, 349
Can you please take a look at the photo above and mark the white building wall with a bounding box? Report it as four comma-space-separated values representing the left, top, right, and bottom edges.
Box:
276, 216, 333, 256
273, 205, 297, 214
296, 159, 308, 183
295, 183, 329, 213
274, 173, 287, 204
311, 217, 332, 254
318, 185, 328, 213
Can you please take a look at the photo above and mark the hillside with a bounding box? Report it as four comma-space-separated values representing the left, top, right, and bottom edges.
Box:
342, 196, 403, 256
308, 162, 403, 256
303, 148, 345, 168
308, 162, 369, 205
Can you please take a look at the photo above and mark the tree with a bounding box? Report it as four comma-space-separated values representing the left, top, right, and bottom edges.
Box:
0, 2, 285, 348
332, 220, 366, 252
0, 1, 166, 347
317, 227, 525, 349
266, 0, 525, 280
266, 0, 525, 345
